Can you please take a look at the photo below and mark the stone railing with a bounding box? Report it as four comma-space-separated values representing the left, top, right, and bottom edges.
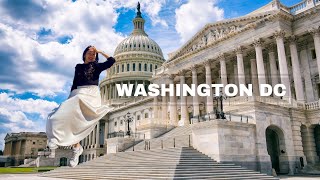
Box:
289, 0, 307, 14
304, 100, 320, 110
224, 96, 320, 110
191, 112, 253, 124
289, 0, 319, 15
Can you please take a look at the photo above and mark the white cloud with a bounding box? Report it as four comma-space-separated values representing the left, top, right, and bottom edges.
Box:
0, 133, 5, 151
0, 92, 58, 150
175, 0, 224, 43
0, 92, 58, 119
106, 0, 168, 27
0, 0, 125, 97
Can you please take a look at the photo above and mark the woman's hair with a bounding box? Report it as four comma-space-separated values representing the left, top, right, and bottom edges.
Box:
82, 45, 99, 62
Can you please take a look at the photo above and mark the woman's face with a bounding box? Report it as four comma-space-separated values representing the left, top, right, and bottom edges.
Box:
85, 47, 96, 63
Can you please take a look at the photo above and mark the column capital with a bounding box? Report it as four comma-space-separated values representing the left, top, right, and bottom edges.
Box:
273, 30, 286, 40
217, 53, 225, 61
203, 59, 211, 67
177, 69, 187, 76
309, 26, 320, 37
253, 38, 263, 47
167, 73, 175, 80
233, 46, 243, 54
288, 35, 298, 44
189, 64, 198, 72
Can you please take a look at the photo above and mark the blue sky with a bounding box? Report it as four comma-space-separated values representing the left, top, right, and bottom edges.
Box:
0, 0, 302, 151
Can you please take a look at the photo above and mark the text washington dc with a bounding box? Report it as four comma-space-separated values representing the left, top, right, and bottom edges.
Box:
115, 83, 287, 97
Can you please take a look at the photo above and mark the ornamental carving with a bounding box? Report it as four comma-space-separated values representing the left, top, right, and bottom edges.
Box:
188, 25, 243, 53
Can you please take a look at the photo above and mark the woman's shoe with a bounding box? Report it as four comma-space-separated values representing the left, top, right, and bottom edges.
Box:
69, 145, 83, 167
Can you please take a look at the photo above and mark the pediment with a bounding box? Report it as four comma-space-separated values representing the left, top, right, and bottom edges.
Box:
168, 11, 276, 60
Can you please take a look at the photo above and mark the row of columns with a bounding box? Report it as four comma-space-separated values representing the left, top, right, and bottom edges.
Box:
152, 29, 320, 126
81, 122, 100, 148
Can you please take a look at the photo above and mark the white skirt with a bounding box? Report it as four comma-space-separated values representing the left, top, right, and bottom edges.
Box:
46, 85, 114, 147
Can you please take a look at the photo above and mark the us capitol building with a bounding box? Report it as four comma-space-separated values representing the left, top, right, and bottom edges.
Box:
13, 0, 320, 177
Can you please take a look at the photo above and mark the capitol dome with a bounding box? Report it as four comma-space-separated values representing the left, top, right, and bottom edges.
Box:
114, 34, 163, 57
99, 3, 165, 106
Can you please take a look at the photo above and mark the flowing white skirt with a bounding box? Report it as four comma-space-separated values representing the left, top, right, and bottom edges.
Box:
46, 85, 114, 147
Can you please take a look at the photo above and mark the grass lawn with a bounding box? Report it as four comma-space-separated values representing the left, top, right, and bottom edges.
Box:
0, 166, 57, 174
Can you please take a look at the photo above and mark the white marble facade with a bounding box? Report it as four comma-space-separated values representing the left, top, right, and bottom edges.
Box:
81, 0, 320, 175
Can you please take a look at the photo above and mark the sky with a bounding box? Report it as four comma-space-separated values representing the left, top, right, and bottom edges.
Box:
0, 0, 302, 151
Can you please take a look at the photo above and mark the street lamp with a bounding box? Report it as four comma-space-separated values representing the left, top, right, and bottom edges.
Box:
213, 90, 227, 119
124, 112, 133, 136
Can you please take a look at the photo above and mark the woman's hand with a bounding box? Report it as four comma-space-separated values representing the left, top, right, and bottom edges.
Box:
91, 46, 110, 59
91, 46, 102, 54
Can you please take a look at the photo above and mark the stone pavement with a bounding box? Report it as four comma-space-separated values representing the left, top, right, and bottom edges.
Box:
0, 173, 320, 180
0, 173, 73, 180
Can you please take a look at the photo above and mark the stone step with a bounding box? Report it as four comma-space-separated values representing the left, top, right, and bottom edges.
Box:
39, 173, 278, 180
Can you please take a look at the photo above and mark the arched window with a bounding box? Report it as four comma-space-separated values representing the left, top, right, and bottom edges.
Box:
133, 63, 136, 71
150, 64, 153, 72
155, 65, 158, 69
117, 65, 119, 73
139, 63, 141, 71
144, 64, 147, 71
127, 64, 130, 71
122, 64, 124, 72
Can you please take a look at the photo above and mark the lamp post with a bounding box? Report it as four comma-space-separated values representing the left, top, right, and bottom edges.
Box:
124, 112, 133, 136
213, 91, 227, 119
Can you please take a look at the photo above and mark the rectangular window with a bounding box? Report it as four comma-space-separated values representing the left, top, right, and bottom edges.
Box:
311, 49, 316, 59
144, 64, 147, 71
133, 64, 136, 71
139, 63, 141, 71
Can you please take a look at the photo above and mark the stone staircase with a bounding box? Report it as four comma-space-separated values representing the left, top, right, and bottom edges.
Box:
39, 125, 278, 179
125, 125, 192, 151
39, 147, 278, 180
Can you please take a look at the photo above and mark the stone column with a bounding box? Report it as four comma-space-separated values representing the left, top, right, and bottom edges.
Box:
235, 46, 246, 86
219, 53, 228, 87
104, 120, 109, 142
253, 39, 266, 85
162, 88, 168, 125
250, 58, 260, 96
89, 131, 92, 148
135, 80, 138, 97
204, 60, 214, 114
234, 64, 238, 85
274, 30, 291, 99
300, 42, 315, 102
301, 126, 319, 164
309, 27, 320, 78
267, 45, 280, 89
96, 122, 100, 148
289, 36, 305, 102
179, 70, 189, 125
191, 65, 200, 117
153, 96, 158, 123
120, 81, 123, 99
169, 75, 177, 125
